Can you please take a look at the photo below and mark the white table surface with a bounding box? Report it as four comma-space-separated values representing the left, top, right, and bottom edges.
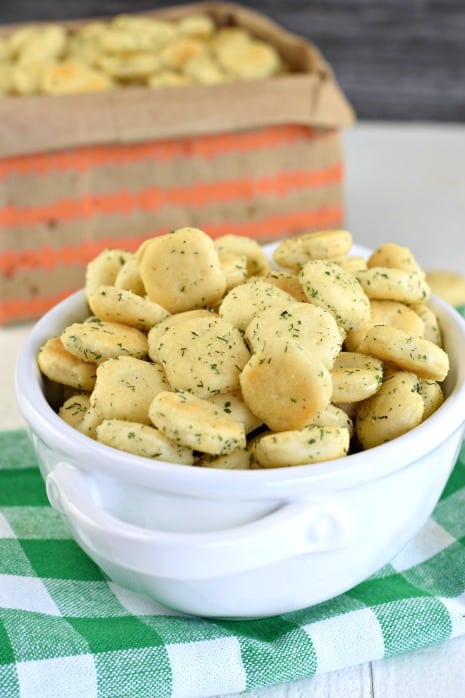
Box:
2, 120, 465, 698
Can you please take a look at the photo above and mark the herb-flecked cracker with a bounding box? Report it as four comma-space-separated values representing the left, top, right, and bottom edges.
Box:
240, 339, 332, 432
207, 389, 263, 434
355, 267, 430, 304
330, 352, 383, 403
38, 336, 97, 391
85, 249, 132, 298
90, 356, 170, 424
411, 303, 443, 346
251, 425, 350, 468
245, 301, 344, 369
59, 394, 101, 438
219, 278, 296, 331
355, 371, 424, 449
155, 315, 250, 398
420, 379, 444, 421
344, 299, 424, 352
357, 325, 449, 381
149, 391, 246, 455
61, 320, 148, 363
137, 227, 227, 313
96, 419, 194, 464
367, 242, 423, 274
214, 234, 270, 277
273, 229, 353, 269
88, 285, 170, 331
299, 260, 371, 331
147, 309, 214, 363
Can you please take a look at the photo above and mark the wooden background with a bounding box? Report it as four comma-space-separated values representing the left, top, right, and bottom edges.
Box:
1, 0, 464, 122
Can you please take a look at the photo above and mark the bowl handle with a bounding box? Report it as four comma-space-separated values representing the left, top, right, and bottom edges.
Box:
47, 463, 351, 580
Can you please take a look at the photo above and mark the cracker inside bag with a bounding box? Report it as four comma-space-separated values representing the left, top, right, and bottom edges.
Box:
37, 227, 451, 468
0, 10, 286, 96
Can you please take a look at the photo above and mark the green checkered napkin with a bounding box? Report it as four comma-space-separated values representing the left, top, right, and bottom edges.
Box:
1, 305, 465, 698
2, 436, 465, 697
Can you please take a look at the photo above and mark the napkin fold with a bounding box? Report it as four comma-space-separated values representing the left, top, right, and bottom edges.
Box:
2, 308, 465, 698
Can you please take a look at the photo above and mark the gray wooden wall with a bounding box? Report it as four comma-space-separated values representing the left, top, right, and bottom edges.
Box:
1, 0, 464, 122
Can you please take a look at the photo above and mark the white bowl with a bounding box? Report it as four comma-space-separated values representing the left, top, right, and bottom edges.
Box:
15, 246, 465, 619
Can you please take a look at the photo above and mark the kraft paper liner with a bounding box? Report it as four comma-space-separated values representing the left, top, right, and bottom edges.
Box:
0, 204, 343, 294
0, 181, 344, 269
0, 165, 343, 230
1, 139, 343, 217
1, 182, 343, 259
0, 206, 344, 323
0, 125, 335, 179
0, 3, 354, 158
0, 288, 77, 325
0, 202, 344, 278
0, 76, 351, 159
1, 133, 342, 209
0, 181, 343, 260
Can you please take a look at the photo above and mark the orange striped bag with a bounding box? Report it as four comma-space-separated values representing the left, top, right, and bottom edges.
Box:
0, 2, 354, 324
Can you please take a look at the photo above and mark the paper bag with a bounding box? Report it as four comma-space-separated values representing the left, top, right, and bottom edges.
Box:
0, 1, 355, 324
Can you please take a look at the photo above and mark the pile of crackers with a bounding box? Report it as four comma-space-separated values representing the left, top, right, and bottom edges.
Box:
0, 12, 286, 96
37, 228, 451, 469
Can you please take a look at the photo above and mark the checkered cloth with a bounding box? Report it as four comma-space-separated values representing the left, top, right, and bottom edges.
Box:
2, 436, 465, 697
2, 305, 465, 698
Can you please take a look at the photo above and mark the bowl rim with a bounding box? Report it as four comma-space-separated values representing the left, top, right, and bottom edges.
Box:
14, 246, 465, 500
